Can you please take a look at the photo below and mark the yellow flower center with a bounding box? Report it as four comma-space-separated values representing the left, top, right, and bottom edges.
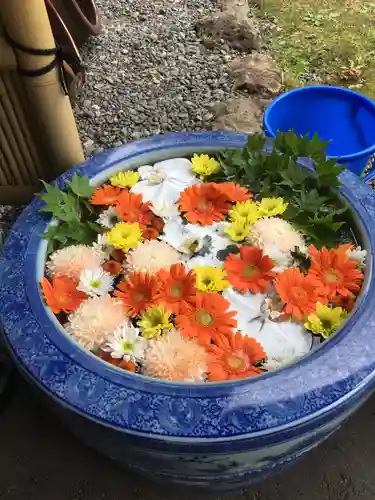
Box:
196, 309, 214, 326
121, 340, 134, 353
243, 264, 258, 277
170, 283, 182, 297
324, 269, 342, 283
227, 352, 246, 372
90, 279, 101, 289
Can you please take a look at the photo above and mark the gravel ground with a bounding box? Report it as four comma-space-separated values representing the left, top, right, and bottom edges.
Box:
74, 0, 240, 155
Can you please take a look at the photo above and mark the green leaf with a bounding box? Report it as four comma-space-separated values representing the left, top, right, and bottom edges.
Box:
216, 245, 240, 261
65, 173, 94, 199
39, 180, 63, 214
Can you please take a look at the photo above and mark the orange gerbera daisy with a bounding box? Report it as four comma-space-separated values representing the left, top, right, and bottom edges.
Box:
111, 249, 126, 262
150, 214, 165, 233
116, 190, 153, 226
97, 351, 137, 372
216, 182, 252, 203
275, 268, 326, 321
175, 292, 237, 345
114, 271, 159, 317
40, 276, 87, 314
103, 260, 122, 276
142, 226, 160, 240
308, 245, 364, 299
179, 183, 231, 226
157, 263, 196, 314
224, 246, 276, 294
207, 331, 265, 381
90, 185, 122, 206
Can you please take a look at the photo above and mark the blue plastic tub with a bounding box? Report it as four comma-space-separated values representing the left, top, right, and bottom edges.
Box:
263, 85, 375, 176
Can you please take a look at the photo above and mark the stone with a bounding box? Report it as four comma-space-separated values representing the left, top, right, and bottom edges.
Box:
220, 0, 249, 21
228, 53, 282, 96
196, 12, 260, 52
210, 96, 270, 134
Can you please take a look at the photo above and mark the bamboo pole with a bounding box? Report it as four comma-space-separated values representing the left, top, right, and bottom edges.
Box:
0, 79, 35, 184
0, 0, 84, 178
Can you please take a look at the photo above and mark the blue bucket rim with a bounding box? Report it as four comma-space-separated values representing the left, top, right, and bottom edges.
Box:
264, 85, 375, 162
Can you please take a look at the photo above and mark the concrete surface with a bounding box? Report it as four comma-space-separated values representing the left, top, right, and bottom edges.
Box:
0, 377, 374, 500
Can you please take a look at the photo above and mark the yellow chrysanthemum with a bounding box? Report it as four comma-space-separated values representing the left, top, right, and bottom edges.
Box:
258, 197, 288, 217
191, 154, 221, 179
194, 266, 230, 292
228, 200, 261, 224
137, 305, 173, 339
110, 170, 140, 188
106, 222, 143, 252
224, 219, 251, 242
304, 302, 347, 339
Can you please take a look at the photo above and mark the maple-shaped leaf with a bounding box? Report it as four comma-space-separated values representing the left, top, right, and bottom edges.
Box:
65, 173, 94, 199
39, 181, 63, 215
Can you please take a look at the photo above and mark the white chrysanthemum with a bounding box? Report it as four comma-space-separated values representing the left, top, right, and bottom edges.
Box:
102, 322, 147, 362
222, 288, 312, 369
92, 233, 114, 258
65, 295, 127, 350
347, 246, 367, 267
47, 245, 105, 281
97, 206, 121, 229
125, 240, 182, 274
248, 217, 306, 267
131, 159, 200, 206
78, 267, 114, 297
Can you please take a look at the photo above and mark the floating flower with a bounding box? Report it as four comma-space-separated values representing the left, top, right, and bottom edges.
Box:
308, 245, 364, 299
125, 240, 181, 274
137, 305, 173, 339
47, 245, 105, 281
110, 170, 140, 188
215, 182, 252, 203
157, 263, 196, 314
102, 322, 147, 361
257, 197, 288, 217
176, 292, 237, 345
347, 245, 367, 267
248, 217, 306, 268
114, 271, 159, 317
115, 190, 153, 226
97, 206, 121, 229
78, 268, 114, 297
131, 159, 199, 206
103, 260, 122, 276
161, 218, 204, 255
207, 331, 265, 381
66, 295, 127, 350
223, 288, 266, 330
106, 222, 143, 252
228, 200, 261, 225
304, 302, 348, 339
90, 185, 122, 206
224, 219, 251, 242
275, 268, 325, 321
41, 276, 87, 314
191, 154, 221, 179
97, 350, 137, 371
194, 266, 230, 292
143, 328, 207, 381
179, 183, 231, 226
224, 246, 276, 294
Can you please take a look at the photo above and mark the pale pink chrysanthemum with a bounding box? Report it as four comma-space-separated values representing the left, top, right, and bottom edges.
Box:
65, 295, 127, 350
47, 244, 105, 281
143, 328, 208, 381
125, 240, 182, 274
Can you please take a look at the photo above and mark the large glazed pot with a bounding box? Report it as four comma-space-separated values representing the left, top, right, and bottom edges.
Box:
1, 132, 375, 491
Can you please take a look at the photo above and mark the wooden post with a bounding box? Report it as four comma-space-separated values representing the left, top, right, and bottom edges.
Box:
0, 0, 84, 176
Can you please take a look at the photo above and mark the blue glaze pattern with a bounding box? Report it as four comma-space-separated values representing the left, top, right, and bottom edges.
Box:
2, 132, 375, 489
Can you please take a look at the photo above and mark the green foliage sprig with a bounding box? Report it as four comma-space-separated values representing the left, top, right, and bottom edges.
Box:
38, 173, 101, 254
215, 131, 351, 247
